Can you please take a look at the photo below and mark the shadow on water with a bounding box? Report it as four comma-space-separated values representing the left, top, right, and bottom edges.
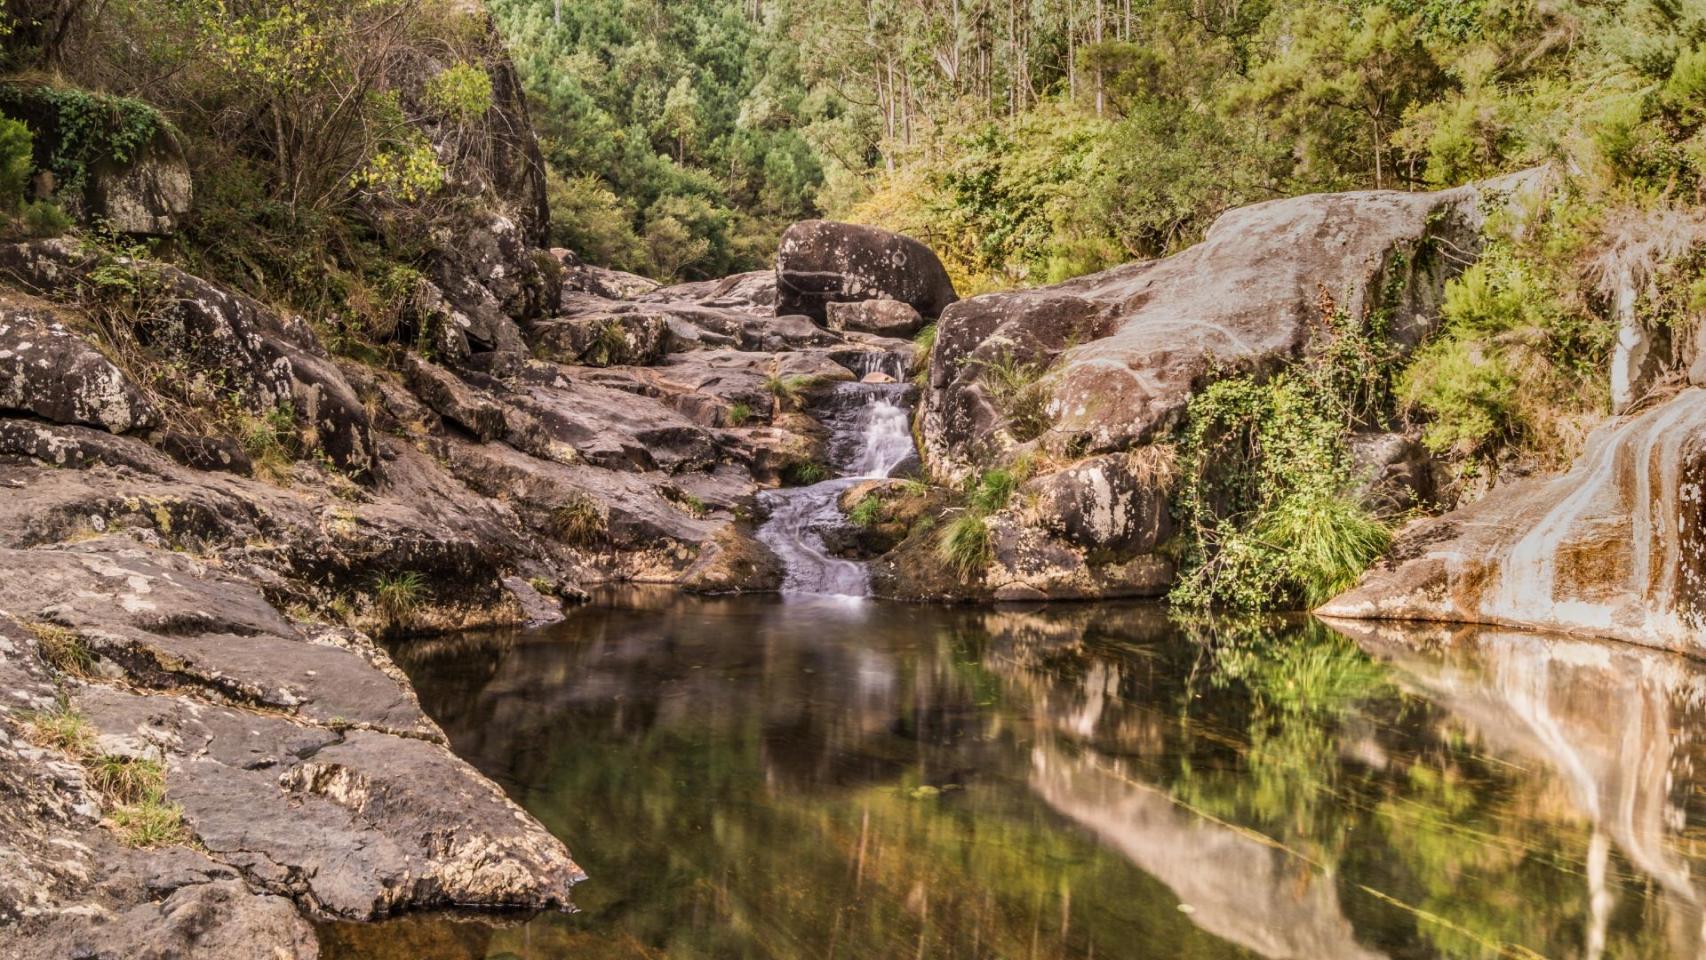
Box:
320, 590, 1706, 959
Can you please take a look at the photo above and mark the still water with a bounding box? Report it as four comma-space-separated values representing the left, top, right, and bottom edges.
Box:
322, 590, 1706, 959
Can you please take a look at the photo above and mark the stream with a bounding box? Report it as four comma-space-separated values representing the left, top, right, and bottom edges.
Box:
754, 354, 916, 597
319, 366, 1706, 959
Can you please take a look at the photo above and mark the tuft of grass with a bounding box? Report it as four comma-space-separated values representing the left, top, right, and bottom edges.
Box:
967, 467, 1023, 513
1258, 494, 1393, 606
848, 494, 885, 528
973, 351, 1053, 441
108, 795, 189, 848
913, 323, 938, 385
25, 621, 95, 677
783, 459, 829, 486
553, 493, 608, 546
87, 755, 165, 805
726, 401, 754, 427
764, 374, 822, 410
26, 704, 95, 756
937, 512, 993, 579
373, 571, 427, 626
239, 403, 300, 481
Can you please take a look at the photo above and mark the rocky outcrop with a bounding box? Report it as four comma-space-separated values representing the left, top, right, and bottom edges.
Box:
0, 299, 160, 432
1322, 388, 1706, 652
0, 84, 192, 237
776, 221, 958, 323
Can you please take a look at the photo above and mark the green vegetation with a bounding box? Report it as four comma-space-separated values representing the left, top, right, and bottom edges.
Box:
25, 621, 95, 677
848, 494, 885, 528
725, 401, 754, 427
973, 352, 1054, 443
24, 704, 187, 848
781, 458, 828, 486
763, 373, 821, 411
1172, 303, 1399, 610
373, 570, 428, 627
553, 493, 608, 546
935, 465, 1028, 580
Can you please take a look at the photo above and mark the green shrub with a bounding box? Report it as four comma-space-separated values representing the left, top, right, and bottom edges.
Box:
968, 467, 1023, 513
0, 116, 31, 209
1400, 336, 1517, 454
18, 199, 70, 237
424, 61, 494, 123
1172, 368, 1392, 611
726, 401, 753, 427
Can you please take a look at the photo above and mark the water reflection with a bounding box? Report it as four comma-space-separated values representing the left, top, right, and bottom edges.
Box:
320, 591, 1706, 959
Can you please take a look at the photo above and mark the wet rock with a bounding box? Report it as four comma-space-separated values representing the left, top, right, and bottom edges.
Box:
1322, 387, 1706, 652
776, 220, 958, 323
826, 298, 925, 339
0, 301, 159, 433
405, 355, 507, 442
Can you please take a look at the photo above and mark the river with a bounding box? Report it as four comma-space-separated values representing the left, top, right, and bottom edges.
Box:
320, 595, 1706, 959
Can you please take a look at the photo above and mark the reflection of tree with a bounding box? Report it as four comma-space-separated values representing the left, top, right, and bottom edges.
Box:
345, 596, 1706, 960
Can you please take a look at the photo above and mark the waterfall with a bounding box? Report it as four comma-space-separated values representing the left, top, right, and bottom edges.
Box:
756, 357, 917, 598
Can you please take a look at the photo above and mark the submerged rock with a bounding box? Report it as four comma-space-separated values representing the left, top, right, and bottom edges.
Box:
1322, 387, 1706, 651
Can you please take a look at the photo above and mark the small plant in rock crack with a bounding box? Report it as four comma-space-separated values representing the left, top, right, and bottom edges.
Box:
553, 493, 608, 546
938, 511, 992, 578
971, 351, 1053, 442
373, 570, 428, 626
764, 374, 822, 411
783, 459, 829, 485
726, 401, 754, 427
848, 494, 886, 528
25, 703, 95, 756
25, 621, 95, 677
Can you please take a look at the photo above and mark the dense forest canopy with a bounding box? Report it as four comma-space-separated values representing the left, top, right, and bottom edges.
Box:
491, 0, 1698, 289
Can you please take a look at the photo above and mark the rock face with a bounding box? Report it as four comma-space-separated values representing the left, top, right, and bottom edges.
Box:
776, 221, 958, 323
923, 183, 1516, 474
1322, 388, 1706, 652
0, 300, 160, 433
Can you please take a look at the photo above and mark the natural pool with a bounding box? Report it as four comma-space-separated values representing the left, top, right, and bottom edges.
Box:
321, 589, 1706, 959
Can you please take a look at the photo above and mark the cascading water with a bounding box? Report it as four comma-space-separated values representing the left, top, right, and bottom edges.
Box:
757, 353, 916, 598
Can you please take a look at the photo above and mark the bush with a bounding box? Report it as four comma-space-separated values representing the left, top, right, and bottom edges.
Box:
1400, 336, 1517, 454
424, 61, 494, 123
0, 116, 31, 209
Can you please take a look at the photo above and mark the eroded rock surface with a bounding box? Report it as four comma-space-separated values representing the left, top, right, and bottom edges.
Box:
1322, 388, 1706, 651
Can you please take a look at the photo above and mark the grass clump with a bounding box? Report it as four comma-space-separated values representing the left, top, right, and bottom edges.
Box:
726, 401, 754, 427
87, 754, 165, 805
937, 512, 993, 578
553, 493, 608, 546
848, 494, 886, 528
26, 704, 96, 756
108, 794, 189, 848
25, 621, 95, 677
373, 570, 427, 627
782, 459, 829, 486
764, 374, 822, 411
238, 403, 302, 482
972, 351, 1053, 442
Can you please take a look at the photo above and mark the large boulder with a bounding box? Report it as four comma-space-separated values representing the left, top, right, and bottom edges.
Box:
0, 301, 159, 433
1321, 387, 1706, 653
0, 85, 192, 237
776, 221, 958, 323
826, 298, 925, 338
921, 179, 1535, 475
